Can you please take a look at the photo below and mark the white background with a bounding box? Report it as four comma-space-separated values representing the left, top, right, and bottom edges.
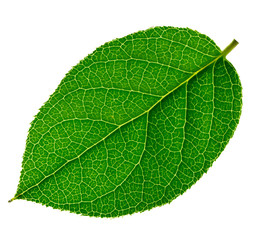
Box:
0, 0, 259, 239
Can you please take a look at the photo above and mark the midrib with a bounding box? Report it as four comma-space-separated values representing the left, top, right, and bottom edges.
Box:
9, 39, 238, 202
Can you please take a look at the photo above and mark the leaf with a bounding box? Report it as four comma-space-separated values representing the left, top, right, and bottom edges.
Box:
10, 27, 242, 217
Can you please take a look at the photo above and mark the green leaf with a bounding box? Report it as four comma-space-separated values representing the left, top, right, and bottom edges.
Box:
10, 27, 242, 217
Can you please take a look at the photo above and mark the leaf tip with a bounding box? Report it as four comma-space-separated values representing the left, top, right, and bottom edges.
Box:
8, 197, 15, 203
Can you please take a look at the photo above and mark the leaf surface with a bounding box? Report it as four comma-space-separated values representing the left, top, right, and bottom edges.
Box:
11, 27, 242, 217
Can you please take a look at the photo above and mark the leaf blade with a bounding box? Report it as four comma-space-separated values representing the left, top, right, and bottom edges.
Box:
11, 27, 242, 217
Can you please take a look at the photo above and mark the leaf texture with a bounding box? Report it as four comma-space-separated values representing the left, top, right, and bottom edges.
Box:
11, 27, 242, 217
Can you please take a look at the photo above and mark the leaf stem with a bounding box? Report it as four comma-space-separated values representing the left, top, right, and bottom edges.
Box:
221, 39, 239, 57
